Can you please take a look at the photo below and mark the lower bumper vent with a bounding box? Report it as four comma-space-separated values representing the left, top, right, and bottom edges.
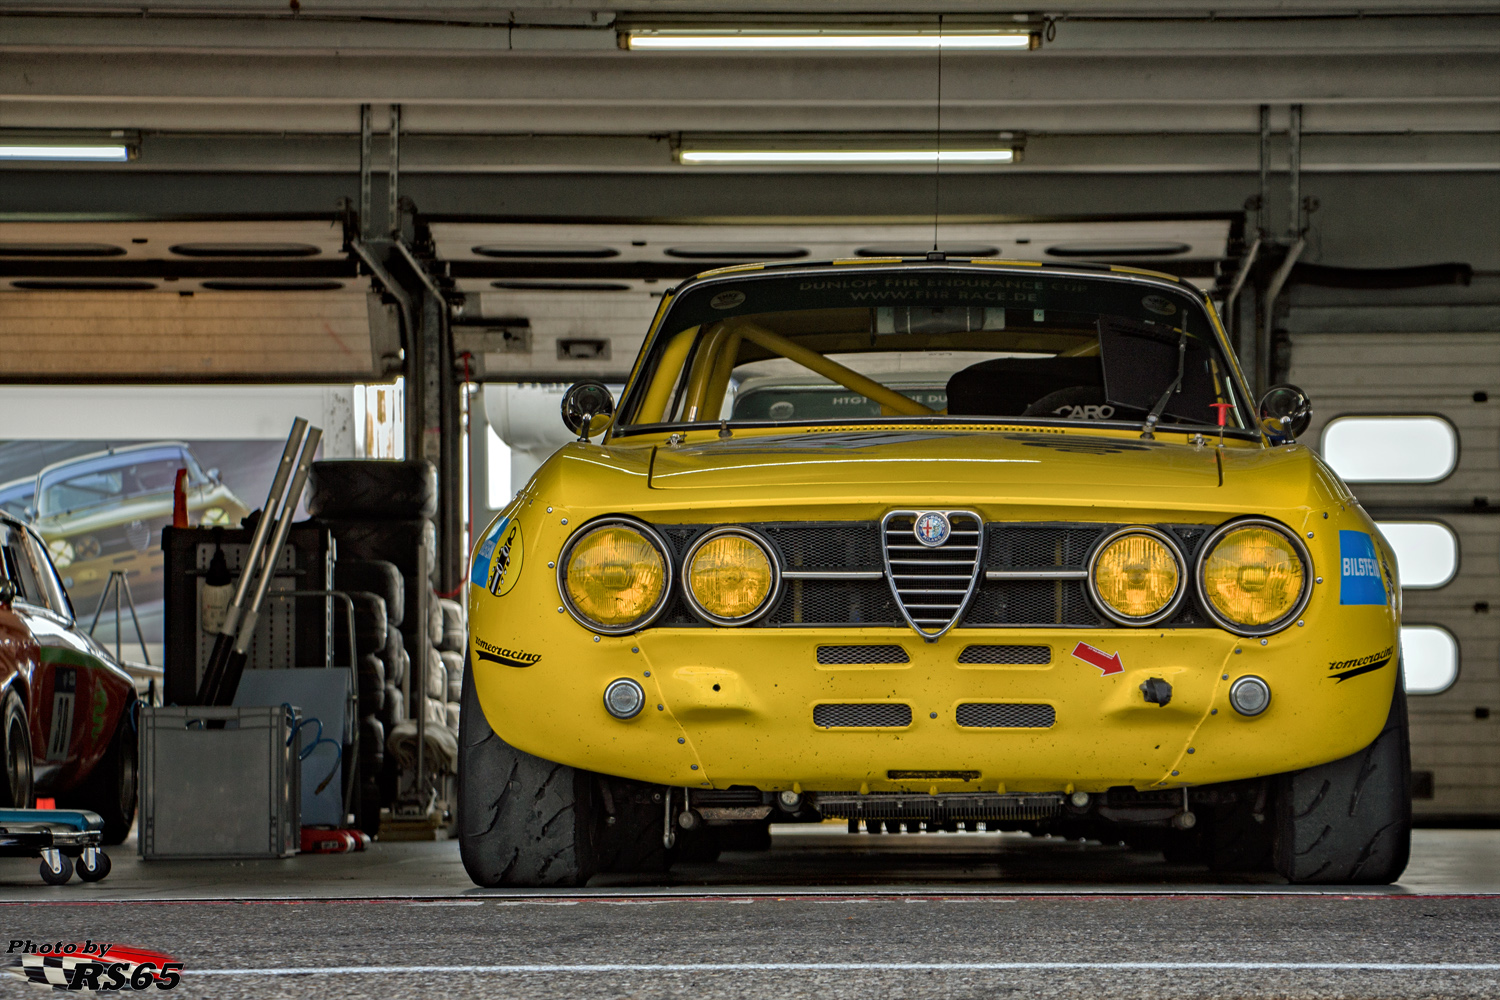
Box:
816, 792, 1063, 822
817, 644, 910, 665
814, 703, 912, 728
958, 644, 1051, 665
956, 703, 1056, 728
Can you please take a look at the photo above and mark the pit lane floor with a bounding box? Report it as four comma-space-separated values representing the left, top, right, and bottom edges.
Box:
3, 828, 1498, 998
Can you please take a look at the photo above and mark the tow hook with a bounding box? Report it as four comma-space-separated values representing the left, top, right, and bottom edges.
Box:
1140, 677, 1173, 707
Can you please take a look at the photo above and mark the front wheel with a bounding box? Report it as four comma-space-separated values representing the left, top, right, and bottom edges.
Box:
1273, 681, 1412, 885
457, 655, 598, 887
1, 690, 34, 808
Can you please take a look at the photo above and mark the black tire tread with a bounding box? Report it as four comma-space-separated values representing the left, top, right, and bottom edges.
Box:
307, 460, 437, 521
1273, 683, 1411, 885
458, 655, 597, 887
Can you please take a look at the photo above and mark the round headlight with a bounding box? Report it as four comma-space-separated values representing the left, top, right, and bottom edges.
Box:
48, 538, 74, 568
1197, 520, 1310, 635
684, 529, 779, 625
558, 519, 671, 634
1088, 528, 1184, 625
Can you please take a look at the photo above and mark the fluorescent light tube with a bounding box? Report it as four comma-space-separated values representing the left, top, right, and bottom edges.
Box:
680, 149, 1016, 165
626, 31, 1033, 51
0, 145, 130, 162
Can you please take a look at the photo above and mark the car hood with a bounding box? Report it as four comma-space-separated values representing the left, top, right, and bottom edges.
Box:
647, 429, 1223, 498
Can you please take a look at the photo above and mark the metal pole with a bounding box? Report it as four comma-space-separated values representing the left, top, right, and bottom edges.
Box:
388, 104, 402, 239
359, 104, 373, 240
114, 572, 121, 663
1258, 104, 1271, 240
1287, 104, 1303, 240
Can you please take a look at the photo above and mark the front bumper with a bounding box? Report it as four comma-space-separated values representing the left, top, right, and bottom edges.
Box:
471, 612, 1399, 794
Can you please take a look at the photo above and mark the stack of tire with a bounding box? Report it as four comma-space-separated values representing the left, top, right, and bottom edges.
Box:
306, 459, 447, 833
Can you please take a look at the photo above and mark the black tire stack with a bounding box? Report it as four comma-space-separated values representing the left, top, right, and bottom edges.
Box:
308, 459, 450, 835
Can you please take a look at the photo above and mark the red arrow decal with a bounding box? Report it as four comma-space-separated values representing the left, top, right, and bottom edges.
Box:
1072, 641, 1124, 676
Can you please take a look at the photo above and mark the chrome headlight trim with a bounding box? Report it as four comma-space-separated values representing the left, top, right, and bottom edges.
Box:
681, 526, 782, 627
1085, 525, 1188, 627
1194, 516, 1313, 638
556, 516, 675, 636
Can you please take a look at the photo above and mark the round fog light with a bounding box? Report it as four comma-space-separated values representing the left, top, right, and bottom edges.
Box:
1229, 675, 1271, 717
603, 678, 646, 719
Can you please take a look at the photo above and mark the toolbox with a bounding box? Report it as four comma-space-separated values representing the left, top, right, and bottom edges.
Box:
138, 705, 301, 860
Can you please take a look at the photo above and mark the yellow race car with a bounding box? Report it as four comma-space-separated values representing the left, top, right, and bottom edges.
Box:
462, 258, 1407, 887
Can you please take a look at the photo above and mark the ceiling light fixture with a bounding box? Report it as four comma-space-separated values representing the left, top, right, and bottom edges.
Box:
679, 148, 1015, 166
624, 29, 1034, 51
0, 144, 131, 162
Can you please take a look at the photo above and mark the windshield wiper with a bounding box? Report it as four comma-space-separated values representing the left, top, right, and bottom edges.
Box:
1139, 326, 1188, 440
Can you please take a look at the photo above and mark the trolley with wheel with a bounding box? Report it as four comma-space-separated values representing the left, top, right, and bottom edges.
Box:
0, 809, 110, 885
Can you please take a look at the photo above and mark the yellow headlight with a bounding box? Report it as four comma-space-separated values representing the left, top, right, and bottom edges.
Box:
1200, 524, 1306, 629
687, 532, 775, 623
1091, 532, 1181, 622
562, 524, 667, 630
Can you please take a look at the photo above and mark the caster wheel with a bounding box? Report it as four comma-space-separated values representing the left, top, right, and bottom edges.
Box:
40, 854, 73, 886
77, 852, 111, 883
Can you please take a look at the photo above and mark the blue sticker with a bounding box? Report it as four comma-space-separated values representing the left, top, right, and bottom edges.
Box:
470, 516, 508, 588
1339, 530, 1386, 605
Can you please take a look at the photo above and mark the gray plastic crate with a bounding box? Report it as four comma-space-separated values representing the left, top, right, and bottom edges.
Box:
139, 706, 300, 860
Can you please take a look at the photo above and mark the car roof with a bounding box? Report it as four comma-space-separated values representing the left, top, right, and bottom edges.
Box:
686, 256, 1191, 288
0, 477, 35, 499
35, 441, 193, 484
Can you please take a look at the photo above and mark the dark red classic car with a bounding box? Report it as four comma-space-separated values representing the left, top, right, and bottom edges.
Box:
0, 511, 138, 843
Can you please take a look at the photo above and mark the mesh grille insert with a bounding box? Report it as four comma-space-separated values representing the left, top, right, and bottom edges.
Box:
956, 703, 1056, 728
817, 645, 910, 665
814, 703, 913, 728
958, 644, 1051, 665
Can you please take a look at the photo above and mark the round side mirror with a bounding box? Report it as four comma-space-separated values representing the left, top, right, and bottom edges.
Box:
560, 380, 616, 440
0, 579, 16, 606
1258, 383, 1313, 443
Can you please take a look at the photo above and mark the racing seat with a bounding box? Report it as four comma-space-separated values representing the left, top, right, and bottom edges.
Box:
945, 356, 1106, 417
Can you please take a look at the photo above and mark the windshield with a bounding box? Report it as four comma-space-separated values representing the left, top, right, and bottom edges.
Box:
616, 266, 1250, 435
0, 482, 34, 520
37, 447, 198, 517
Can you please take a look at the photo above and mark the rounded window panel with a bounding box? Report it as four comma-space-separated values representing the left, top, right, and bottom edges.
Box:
1402, 625, 1458, 695
1375, 521, 1458, 590
1321, 416, 1457, 483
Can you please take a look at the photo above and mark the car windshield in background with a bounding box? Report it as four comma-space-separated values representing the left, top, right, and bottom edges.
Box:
617, 268, 1250, 434
0, 481, 34, 520
38, 449, 193, 517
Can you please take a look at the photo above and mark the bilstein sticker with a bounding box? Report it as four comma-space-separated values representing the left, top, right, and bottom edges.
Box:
1142, 294, 1177, 316
1339, 530, 1387, 605
710, 290, 746, 310
475, 637, 541, 668
1329, 646, 1393, 682
470, 516, 523, 597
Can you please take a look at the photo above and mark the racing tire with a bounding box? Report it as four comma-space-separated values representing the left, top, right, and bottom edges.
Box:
307, 460, 437, 520
1272, 682, 1412, 885
458, 657, 598, 887
0, 690, 34, 808
59, 700, 138, 846
335, 560, 405, 628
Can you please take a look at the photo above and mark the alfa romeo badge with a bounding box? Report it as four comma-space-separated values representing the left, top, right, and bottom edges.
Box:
913, 511, 951, 547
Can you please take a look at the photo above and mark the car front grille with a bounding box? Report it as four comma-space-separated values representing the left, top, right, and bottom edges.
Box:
955, 703, 1056, 728
649, 519, 1216, 632
817, 644, 910, 664
958, 644, 1052, 664
813, 703, 913, 728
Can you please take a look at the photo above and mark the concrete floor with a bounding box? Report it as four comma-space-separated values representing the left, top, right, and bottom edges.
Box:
4, 828, 1499, 998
